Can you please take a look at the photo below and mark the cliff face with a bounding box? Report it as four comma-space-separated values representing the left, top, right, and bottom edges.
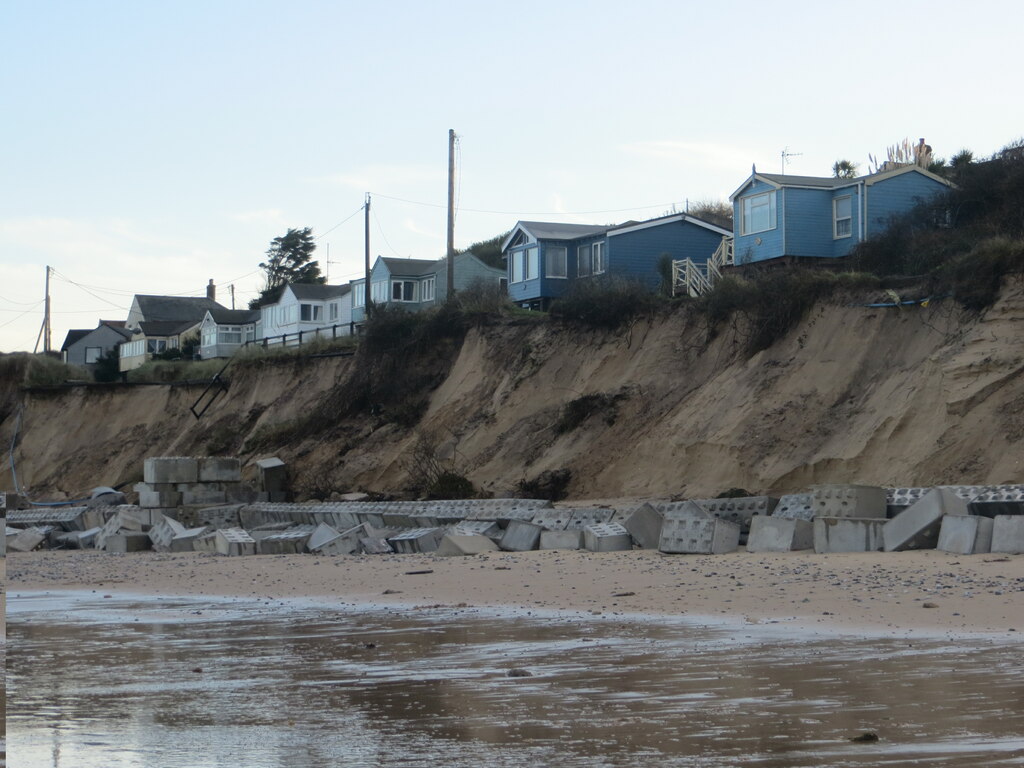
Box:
3, 277, 1022, 501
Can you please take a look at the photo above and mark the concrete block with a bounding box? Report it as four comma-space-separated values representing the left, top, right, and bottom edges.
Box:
167, 527, 209, 552
359, 536, 393, 554
991, 515, 1024, 554
215, 528, 257, 556
255, 457, 288, 497
57, 526, 103, 549
103, 532, 152, 553
436, 533, 500, 556
313, 524, 368, 556
498, 519, 543, 551
7, 506, 88, 530
148, 515, 188, 552
746, 516, 814, 552
258, 526, 315, 554
539, 529, 584, 550
183, 504, 243, 530
886, 487, 929, 518
387, 527, 445, 554
658, 503, 740, 554
883, 487, 968, 552
813, 517, 885, 553
94, 509, 146, 550
937, 515, 993, 555
583, 522, 632, 552
144, 457, 199, 484
624, 503, 664, 549
689, 496, 779, 533
8, 527, 47, 552
811, 484, 888, 520
382, 512, 417, 529
530, 509, 573, 531
136, 483, 183, 509
566, 508, 614, 529
452, 520, 502, 539
773, 493, 816, 521
193, 531, 219, 553
198, 457, 242, 483
967, 486, 1024, 518
308, 522, 341, 551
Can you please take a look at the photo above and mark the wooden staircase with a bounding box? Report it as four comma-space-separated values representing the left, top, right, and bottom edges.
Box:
672, 236, 733, 297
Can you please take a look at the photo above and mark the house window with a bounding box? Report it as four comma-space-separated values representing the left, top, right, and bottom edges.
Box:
422, 277, 436, 302
578, 244, 592, 276
218, 326, 242, 344
371, 280, 388, 302
546, 246, 567, 278
353, 282, 365, 308
511, 251, 523, 283
740, 191, 777, 235
147, 339, 167, 354
592, 241, 606, 274
84, 346, 102, 364
509, 231, 529, 247
202, 327, 217, 347
833, 196, 852, 238
525, 246, 538, 280
392, 280, 416, 302
328, 302, 338, 322
300, 304, 322, 322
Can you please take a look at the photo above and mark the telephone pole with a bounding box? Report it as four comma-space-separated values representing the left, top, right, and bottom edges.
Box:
446, 129, 456, 298
34, 265, 52, 354
364, 193, 371, 311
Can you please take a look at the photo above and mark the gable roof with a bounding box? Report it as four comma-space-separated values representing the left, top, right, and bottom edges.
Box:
137, 319, 198, 337
731, 165, 953, 200
206, 307, 261, 324
60, 329, 91, 351
502, 221, 611, 251
134, 295, 224, 323
380, 257, 439, 277
286, 283, 351, 300
608, 212, 732, 238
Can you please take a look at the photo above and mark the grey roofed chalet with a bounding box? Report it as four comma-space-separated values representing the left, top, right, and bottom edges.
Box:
755, 173, 852, 188
60, 329, 92, 351
133, 295, 224, 323
287, 283, 351, 300
206, 306, 261, 324
380, 257, 439, 277
516, 221, 612, 240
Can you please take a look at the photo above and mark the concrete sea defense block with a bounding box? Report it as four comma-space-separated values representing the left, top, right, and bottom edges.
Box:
658, 503, 740, 554
256, 525, 316, 554
583, 522, 632, 552
689, 496, 779, 533
566, 508, 614, 529
773, 493, 816, 521
813, 517, 885, 553
539, 529, 584, 550
359, 536, 393, 554
883, 487, 968, 552
8, 527, 47, 552
624, 503, 663, 550
135, 483, 182, 509
104, 532, 152, 553
169, 527, 210, 552
215, 528, 256, 556
198, 457, 242, 483
387, 527, 445, 554
436, 533, 500, 556
452, 520, 502, 539
967, 486, 1024, 518
937, 515, 993, 555
148, 515, 187, 552
811, 484, 887, 519
991, 515, 1024, 554
144, 457, 199, 484
313, 524, 367, 556
499, 519, 543, 552
530, 510, 573, 531
746, 516, 813, 552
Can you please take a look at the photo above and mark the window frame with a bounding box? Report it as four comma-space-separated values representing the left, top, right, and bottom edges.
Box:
422, 276, 436, 302
833, 195, 853, 239
84, 346, 102, 364
740, 190, 777, 235
545, 246, 567, 278
592, 241, 606, 275
577, 243, 592, 277
391, 280, 417, 302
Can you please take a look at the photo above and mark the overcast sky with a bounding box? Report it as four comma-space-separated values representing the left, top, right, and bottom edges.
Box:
2, 0, 1022, 352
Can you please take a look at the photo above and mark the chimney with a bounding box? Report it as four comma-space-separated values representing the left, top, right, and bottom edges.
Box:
207, 279, 216, 301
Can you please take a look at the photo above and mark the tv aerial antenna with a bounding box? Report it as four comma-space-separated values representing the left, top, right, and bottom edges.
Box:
781, 147, 802, 174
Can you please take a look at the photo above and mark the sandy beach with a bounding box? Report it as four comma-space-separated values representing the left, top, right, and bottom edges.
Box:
7, 547, 1023, 637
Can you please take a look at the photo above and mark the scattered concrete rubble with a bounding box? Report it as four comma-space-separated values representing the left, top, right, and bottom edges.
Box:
4, 459, 1023, 560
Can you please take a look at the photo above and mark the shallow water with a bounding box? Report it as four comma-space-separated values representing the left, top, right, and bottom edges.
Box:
6, 591, 1024, 767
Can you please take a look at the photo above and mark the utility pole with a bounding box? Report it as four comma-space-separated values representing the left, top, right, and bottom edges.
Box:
364, 193, 371, 311
230, 284, 235, 310
34, 265, 51, 354
446, 129, 456, 298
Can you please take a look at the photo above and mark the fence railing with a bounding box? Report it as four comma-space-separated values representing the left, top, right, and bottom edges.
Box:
243, 321, 357, 349
672, 236, 734, 297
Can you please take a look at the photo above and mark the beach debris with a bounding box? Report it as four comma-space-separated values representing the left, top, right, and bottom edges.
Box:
612, 591, 636, 597
922, 602, 939, 608
506, 668, 533, 678
848, 732, 879, 743
404, 569, 434, 575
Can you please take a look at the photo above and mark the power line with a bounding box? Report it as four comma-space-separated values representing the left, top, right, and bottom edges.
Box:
316, 205, 365, 240
369, 192, 683, 217
50, 269, 125, 309
0, 303, 43, 330
0, 294, 43, 306
371, 207, 405, 258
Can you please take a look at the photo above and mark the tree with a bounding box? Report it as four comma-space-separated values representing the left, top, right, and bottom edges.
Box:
685, 198, 733, 230
250, 227, 325, 308
832, 159, 859, 179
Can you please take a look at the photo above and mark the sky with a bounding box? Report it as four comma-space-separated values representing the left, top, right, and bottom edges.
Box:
2, 0, 1022, 352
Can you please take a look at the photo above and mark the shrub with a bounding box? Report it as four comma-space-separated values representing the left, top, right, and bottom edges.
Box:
517, 468, 572, 501
934, 236, 1024, 311
553, 393, 623, 434
549, 276, 663, 329
126, 358, 226, 383
18, 354, 88, 386
402, 431, 476, 499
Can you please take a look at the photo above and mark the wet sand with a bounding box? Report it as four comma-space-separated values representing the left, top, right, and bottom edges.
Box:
6, 548, 1023, 637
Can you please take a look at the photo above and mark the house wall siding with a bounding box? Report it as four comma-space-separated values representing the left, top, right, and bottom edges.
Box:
866, 172, 948, 237
608, 221, 724, 289
66, 326, 126, 367
782, 187, 837, 258
734, 179, 784, 264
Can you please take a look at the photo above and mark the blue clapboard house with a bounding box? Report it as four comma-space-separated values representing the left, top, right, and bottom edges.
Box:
503, 214, 732, 310
730, 165, 952, 266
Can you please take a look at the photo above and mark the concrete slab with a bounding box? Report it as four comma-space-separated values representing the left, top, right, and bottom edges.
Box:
313, 524, 368, 556
135, 483, 183, 509
104, 532, 152, 553
883, 487, 968, 551
566, 508, 614, 529
658, 504, 740, 554
148, 515, 188, 552
255, 457, 288, 498
624, 503, 664, 549
215, 527, 257, 556
773, 493, 816, 521
937, 515, 993, 555
436, 533, 500, 556
198, 457, 242, 483
991, 515, 1024, 554
811, 484, 887, 519
308, 522, 341, 551
689, 496, 779, 533
359, 536, 394, 554
8, 527, 47, 552
144, 457, 199, 484
530, 510, 573, 531
813, 517, 885, 553
169, 527, 210, 552
257, 525, 316, 554
7, 506, 89, 530
583, 522, 632, 552
967, 486, 1024, 518
452, 520, 502, 539
498, 519, 543, 552
746, 516, 814, 552
387, 527, 445, 554
61, 526, 103, 549
539, 529, 584, 550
